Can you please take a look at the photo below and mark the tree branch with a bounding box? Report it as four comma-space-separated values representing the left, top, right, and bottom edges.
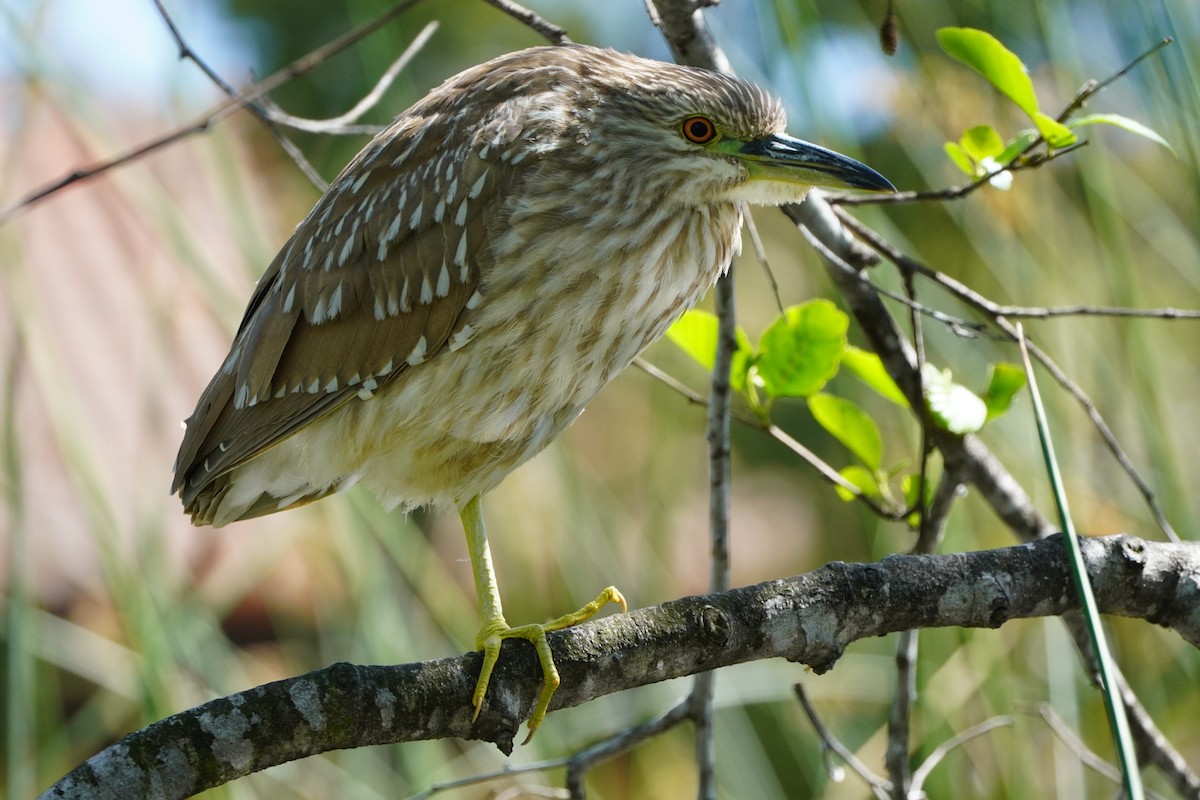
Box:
38, 534, 1200, 800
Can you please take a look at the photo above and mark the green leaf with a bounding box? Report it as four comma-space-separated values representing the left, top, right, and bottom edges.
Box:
983, 362, 1027, 420
901, 473, 936, 526
937, 27, 1039, 117
944, 141, 975, 175
1032, 111, 1078, 148
923, 363, 988, 434
959, 125, 1005, 161
666, 309, 718, 371
841, 346, 909, 407
997, 130, 1039, 165
901, 473, 932, 508
809, 393, 884, 470
730, 327, 754, 394
836, 465, 881, 502
1069, 113, 1176, 155
666, 310, 754, 394
756, 300, 848, 399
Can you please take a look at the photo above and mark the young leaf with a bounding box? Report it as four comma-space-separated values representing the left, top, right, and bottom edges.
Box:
666, 310, 754, 393
1032, 111, 1078, 148
983, 362, 1027, 420
959, 125, 1005, 161
756, 300, 848, 399
901, 473, 936, 526
809, 393, 884, 471
836, 465, 882, 502
997, 130, 1039, 165
937, 27, 1039, 117
730, 327, 754, 395
666, 309, 719, 371
922, 363, 988, 434
842, 346, 909, 407
1069, 113, 1176, 155
944, 141, 975, 175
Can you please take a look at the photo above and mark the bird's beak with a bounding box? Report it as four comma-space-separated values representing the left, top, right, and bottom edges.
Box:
737, 133, 895, 193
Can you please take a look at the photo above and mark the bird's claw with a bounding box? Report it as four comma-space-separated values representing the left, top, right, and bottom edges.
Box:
471, 586, 626, 741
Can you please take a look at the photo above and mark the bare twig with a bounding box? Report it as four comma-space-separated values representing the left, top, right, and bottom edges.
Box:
741, 205, 785, 314
836, 209, 1182, 543
832, 143, 1087, 206
255, 21, 438, 135
885, 473, 961, 798
1114, 672, 1200, 797
479, 0, 571, 44
794, 684, 892, 799
909, 716, 1015, 792
799, 226, 987, 335
1028, 700, 1181, 799
404, 757, 570, 800
0, 0, 427, 224
885, 629, 917, 798
631, 358, 904, 519
564, 703, 691, 798
835, 207, 1199, 323
149, 0, 328, 190
1056, 37, 1174, 122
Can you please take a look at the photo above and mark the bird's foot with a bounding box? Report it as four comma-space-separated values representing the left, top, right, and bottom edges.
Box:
473, 586, 626, 743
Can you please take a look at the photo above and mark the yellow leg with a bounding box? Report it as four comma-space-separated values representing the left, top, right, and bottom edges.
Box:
460, 496, 627, 742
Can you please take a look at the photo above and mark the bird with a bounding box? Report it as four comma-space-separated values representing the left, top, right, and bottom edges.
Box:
172, 43, 894, 740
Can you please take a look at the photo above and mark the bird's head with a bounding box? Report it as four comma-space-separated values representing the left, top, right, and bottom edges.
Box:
553, 47, 895, 207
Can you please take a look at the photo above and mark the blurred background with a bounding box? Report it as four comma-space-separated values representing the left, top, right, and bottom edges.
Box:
2, 0, 1198, 797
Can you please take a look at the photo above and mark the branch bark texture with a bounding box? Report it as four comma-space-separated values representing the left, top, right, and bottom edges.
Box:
40, 534, 1200, 800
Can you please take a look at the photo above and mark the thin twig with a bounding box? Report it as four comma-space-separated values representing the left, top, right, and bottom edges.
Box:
632, 358, 904, 519
741, 205, 785, 314
836, 209, 1199, 323
1029, 702, 1176, 800
794, 684, 892, 800
149, 0, 328, 190
837, 209, 1182, 543
479, 0, 571, 44
831, 144, 1086, 206
0, 0, 426, 224
1056, 37, 1173, 122
884, 269, 928, 798
833, 37, 1173, 209
1112, 672, 1200, 797
909, 716, 1015, 792
885, 629, 916, 799
404, 758, 570, 800
885, 474, 962, 797
255, 22, 438, 135
799, 226, 987, 336
565, 703, 691, 798
911, 471, 964, 556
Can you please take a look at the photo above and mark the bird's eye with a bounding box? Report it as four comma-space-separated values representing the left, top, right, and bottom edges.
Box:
681, 116, 717, 144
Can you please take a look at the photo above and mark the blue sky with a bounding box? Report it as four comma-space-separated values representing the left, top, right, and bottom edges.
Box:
1, 0, 259, 111
0, 0, 895, 140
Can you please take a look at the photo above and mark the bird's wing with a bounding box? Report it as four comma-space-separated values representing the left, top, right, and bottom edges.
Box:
172, 104, 527, 509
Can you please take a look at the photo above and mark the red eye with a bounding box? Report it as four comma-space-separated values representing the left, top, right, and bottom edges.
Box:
681, 116, 717, 144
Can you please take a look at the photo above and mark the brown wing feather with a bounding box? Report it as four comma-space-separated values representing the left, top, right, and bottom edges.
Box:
173, 101, 515, 512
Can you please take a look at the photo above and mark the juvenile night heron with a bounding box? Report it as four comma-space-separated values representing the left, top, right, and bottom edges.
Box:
173, 44, 893, 738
